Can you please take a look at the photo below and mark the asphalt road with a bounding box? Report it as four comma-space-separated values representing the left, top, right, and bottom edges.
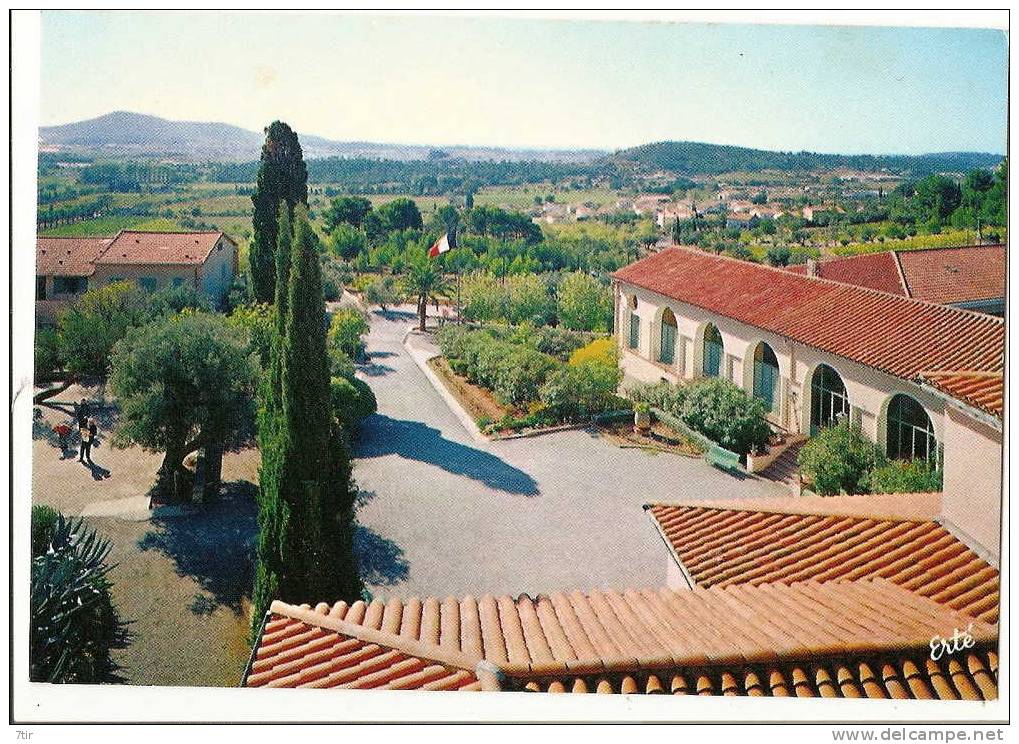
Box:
351, 307, 784, 599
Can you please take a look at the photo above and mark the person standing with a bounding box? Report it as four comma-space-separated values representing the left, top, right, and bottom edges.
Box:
87, 419, 99, 461
78, 420, 91, 463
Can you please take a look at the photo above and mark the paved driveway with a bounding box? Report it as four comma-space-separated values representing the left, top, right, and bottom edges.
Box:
353, 308, 784, 599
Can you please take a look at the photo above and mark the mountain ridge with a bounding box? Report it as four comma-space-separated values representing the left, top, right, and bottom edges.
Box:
40, 111, 1004, 175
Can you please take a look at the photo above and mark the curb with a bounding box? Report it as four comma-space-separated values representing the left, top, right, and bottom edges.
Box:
401, 329, 490, 445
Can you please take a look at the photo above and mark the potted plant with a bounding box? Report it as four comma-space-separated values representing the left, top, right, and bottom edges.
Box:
634, 401, 651, 432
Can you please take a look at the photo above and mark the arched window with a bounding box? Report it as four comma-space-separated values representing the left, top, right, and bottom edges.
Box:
752, 343, 780, 412
702, 324, 723, 377
627, 296, 640, 350
659, 309, 678, 364
886, 394, 938, 463
810, 364, 849, 434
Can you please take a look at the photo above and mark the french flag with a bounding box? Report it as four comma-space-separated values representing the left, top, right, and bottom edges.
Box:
428, 232, 454, 259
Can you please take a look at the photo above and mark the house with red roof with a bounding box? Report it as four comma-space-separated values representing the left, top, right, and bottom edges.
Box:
35, 230, 238, 324
612, 246, 1004, 560
788, 244, 1005, 316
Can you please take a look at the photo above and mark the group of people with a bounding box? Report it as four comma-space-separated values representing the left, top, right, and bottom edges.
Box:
52, 398, 100, 465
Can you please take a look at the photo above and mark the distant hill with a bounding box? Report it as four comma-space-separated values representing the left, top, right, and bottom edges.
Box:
39, 111, 606, 164
610, 141, 1004, 176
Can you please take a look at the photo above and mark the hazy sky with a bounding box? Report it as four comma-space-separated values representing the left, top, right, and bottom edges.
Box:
40, 12, 1007, 154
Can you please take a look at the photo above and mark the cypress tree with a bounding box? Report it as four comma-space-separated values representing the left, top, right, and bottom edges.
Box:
252, 205, 361, 633
249, 122, 309, 304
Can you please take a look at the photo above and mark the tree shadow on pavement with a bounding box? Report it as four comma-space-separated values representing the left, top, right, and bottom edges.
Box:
354, 523, 409, 587
357, 362, 396, 377
373, 309, 417, 322
136, 480, 258, 615
355, 414, 540, 497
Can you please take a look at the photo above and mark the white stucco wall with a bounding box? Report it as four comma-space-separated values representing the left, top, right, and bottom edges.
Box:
198, 237, 238, 306
616, 281, 949, 440
940, 406, 1003, 562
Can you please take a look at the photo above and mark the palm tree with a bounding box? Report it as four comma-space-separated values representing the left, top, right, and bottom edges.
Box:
402, 249, 451, 331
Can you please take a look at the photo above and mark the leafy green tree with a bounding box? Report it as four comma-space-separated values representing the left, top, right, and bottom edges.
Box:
328, 223, 367, 260
797, 420, 878, 496
912, 174, 962, 226
402, 249, 451, 331
249, 122, 309, 303
109, 312, 256, 501
374, 197, 423, 234
31, 509, 127, 683
766, 245, 792, 266
252, 205, 362, 631
56, 281, 149, 382
359, 275, 400, 312
323, 196, 373, 232
556, 272, 612, 332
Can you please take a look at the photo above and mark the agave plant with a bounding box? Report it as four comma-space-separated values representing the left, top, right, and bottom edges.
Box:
30, 509, 128, 683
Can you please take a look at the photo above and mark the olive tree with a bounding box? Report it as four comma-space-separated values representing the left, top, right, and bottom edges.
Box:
109, 312, 257, 502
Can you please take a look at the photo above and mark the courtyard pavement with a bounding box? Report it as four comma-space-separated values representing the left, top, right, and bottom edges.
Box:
351, 307, 785, 599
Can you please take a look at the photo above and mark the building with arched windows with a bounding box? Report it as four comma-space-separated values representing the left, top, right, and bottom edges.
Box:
612, 246, 1004, 560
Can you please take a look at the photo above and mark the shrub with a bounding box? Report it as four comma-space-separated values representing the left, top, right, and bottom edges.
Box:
680, 378, 771, 457
869, 458, 943, 494
330, 375, 378, 434
436, 324, 474, 362
328, 307, 370, 362
31, 504, 60, 558
35, 327, 63, 380
533, 326, 586, 361
540, 358, 622, 422
475, 340, 517, 390
492, 347, 560, 406
30, 511, 127, 683
569, 337, 616, 368
629, 380, 688, 415
797, 420, 878, 496
145, 283, 211, 316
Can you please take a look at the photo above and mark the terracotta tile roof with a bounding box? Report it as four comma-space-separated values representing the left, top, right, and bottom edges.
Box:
95, 230, 228, 266
646, 503, 1000, 624
919, 370, 1004, 419
244, 601, 487, 691
788, 252, 907, 296
514, 649, 999, 699
249, 580, 998, 700
787, 245, 1006, 307
36, 236, 113, 277
612, 247, 1004, 381
897, 245, 1005, 306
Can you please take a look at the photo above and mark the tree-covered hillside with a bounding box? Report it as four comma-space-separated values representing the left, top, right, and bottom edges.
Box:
612, 141, 1003, 176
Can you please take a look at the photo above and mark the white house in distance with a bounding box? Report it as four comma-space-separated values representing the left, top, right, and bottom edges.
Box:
612, 246, 1004, 561
36, 230, 238, 324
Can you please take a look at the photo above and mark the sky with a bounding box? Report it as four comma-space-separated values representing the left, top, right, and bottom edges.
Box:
39, 12, 1008, 155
